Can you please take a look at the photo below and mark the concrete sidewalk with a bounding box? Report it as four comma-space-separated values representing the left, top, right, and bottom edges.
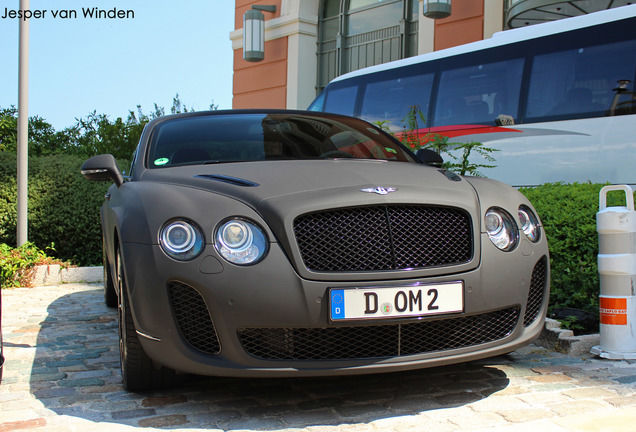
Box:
1, 282, 635, 432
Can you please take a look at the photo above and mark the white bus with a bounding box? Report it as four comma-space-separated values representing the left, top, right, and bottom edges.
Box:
309, 6, 636, 187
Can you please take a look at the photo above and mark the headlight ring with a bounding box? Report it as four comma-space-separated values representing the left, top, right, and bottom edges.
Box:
159, 219, 204, 261
485, 207, 519, 252
214, 218, 268, 265
519, 205, 541, 242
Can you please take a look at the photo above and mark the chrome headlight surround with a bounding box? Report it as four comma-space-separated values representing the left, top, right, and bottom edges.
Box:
159, 219, 204, 261
485, 207, 519, 252
519, 205, 541, 243
214, 218, 268, 265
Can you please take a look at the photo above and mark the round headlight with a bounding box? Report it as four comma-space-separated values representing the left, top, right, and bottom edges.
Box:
519, 205, 541, 242
215, 219, 268, 265
219, 221, 252, 251
485, 208, 519, 252
160, 220, 204, 260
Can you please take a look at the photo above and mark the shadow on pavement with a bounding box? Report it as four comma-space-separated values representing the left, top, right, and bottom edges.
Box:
30, 288, 510, 430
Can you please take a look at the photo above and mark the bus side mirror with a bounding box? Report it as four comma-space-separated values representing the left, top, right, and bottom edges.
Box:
416, 148, 444, 167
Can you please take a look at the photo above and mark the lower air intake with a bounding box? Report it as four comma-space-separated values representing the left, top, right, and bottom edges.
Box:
238, 307, 519, 361
524, 256, 549, 327
168, 281, 221, 355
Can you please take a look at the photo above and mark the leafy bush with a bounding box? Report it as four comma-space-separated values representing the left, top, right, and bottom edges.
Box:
520, 182, 634, 318
0, 152, 115, 266
0, 242, 66, 288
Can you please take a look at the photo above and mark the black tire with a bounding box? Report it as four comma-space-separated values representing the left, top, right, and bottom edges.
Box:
116, 248, 175, 391
103, 241, 117, 308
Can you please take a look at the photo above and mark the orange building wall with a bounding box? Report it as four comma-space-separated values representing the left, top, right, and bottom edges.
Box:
233, 0, 288, 109
434, 1, 484, 51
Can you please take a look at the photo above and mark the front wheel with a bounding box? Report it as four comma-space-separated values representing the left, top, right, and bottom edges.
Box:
116, 248, 175, 391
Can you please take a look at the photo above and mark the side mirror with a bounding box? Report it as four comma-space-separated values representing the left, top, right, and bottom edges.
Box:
81, 154, 124, 187
416, 148, 444, 167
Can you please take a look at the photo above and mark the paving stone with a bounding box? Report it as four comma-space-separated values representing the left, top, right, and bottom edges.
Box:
498, 408, 555, 423
187, 410, 242, 425
470, 396, 530, 413
3, 282, 636, 432
0, 418, 47, 432
434, 391, 483, 406
616, 375, 636, 384
527, 383, 578, 392
606, 395, 636, 407
137, 414, 189, 428
516, 392, 573, 407
66, 369, 112, 380
141, 395, 188, 407
58, 378, 105, 387
31, 387, 77, 399
111, 408, 157, 420
549, 399, 610, 417
526, 373, 573, 383
562, 387, 619, 399
449, 411, 508, 429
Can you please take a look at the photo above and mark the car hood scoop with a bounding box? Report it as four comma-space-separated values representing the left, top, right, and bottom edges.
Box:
195, 174, 259, 187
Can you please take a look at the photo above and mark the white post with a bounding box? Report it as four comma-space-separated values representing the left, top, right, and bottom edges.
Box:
17, 0, 30, 246
592, 185, 636, 359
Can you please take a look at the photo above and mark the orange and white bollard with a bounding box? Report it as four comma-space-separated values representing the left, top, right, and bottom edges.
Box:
591, 185, 636, 359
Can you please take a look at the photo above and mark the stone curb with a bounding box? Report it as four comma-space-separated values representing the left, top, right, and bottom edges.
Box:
535, 317, 600, 356
31, 265, 103, 287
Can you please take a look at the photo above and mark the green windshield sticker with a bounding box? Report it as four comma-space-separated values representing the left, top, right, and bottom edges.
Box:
385, 148, 397, 154
154, 158, 169, 166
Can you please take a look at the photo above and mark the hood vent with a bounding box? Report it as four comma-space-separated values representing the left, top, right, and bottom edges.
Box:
195, 174, 259, 187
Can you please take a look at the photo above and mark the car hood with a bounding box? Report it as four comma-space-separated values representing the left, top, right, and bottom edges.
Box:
138, 160, 479, 215
138, 160, 482, 280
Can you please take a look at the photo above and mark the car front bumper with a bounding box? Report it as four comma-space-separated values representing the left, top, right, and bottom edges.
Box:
120, 239, 549, 377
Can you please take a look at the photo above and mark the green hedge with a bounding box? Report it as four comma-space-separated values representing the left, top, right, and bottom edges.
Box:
0, 152, 111, 266
520, 182, 634, 316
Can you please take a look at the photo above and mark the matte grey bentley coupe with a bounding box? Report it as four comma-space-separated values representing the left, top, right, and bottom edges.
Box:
81, 110, 549, 391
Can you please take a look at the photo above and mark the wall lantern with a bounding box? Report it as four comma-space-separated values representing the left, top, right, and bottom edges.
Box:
423, 0, 451, 19
243, 5, 276, 62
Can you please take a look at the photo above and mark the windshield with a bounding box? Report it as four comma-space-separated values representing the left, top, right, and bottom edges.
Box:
146, 113, 415, 168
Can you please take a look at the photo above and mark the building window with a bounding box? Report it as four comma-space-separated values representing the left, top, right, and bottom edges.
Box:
317, 0, 419, 92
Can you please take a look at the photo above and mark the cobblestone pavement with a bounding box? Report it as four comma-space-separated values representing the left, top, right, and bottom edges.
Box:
1, 283, 636, 432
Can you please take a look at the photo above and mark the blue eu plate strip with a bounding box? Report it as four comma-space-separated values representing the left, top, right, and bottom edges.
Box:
330, 289, 345, 320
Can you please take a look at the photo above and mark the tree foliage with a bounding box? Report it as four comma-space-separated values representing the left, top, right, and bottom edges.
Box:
0, 94, 218, 267
0, 94, 218, 160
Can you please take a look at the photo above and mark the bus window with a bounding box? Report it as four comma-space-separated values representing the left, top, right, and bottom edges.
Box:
308, 92, 325, 111
323, 86, 359, 116
609, 80, 636, 116
527, 39, 636, 120
359, 73, 434, 132
433, 58, 524, 127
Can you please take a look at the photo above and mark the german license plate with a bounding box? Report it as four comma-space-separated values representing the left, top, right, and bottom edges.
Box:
330, 282, 463, 321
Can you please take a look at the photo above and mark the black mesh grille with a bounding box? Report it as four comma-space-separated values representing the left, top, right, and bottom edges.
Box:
238, 307, 519, 361
524, 256, 548, 327
168, 281, 221, 355
293, 205, 473, 272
